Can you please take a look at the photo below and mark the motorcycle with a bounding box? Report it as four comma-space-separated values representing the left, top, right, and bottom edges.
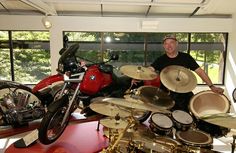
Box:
0, 36, 70, 127
38, 43, 160, 145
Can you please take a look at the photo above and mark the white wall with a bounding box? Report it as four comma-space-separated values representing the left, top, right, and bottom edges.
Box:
225, 14, 236, 111
0, 15, 235, 107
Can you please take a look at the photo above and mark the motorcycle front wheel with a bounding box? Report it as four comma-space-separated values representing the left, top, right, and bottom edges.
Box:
38, 95, 70, 145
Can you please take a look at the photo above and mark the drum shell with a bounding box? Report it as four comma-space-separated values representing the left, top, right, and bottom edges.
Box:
171, 110, 193, 131
149, 113, 173, 136
189, 90, 230, 137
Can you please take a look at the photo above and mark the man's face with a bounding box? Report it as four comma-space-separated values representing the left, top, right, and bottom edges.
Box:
163, 39, 178, 54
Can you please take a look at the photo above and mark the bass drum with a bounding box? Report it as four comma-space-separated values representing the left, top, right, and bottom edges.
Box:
189, 90, 230, 137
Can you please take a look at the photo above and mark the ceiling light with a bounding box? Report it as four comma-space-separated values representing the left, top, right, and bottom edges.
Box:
42, 15, 52, 29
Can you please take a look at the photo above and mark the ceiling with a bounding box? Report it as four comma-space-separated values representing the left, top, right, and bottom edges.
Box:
0, 0, 236, 18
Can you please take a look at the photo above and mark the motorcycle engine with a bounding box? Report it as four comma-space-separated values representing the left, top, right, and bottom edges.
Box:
0, 91, 45, 125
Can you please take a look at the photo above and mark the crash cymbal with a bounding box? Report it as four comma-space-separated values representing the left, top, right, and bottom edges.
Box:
100, 97, 170, 114
89, 97, 131, 117
100, 117, 129, 129
137, 86, 175, 110
119, 65, 157, 80
201, 113, 236, 129
160, 65, 197, 93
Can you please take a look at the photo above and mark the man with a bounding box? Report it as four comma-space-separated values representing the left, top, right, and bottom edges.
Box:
150, 34, 224, 111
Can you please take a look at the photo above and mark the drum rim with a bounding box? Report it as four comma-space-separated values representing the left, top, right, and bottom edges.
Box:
172, 110, 193, 125
189, 90, 230, 118
175, 130, 213, 146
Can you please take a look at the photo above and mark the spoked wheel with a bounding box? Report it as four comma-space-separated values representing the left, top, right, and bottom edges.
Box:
38, 95, 70, 145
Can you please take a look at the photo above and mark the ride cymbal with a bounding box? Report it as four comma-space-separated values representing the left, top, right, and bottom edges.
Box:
100, 97, 170, 114
137, 86, 175, 110
160, 65, 197, 93
89, 97, 131, 117
201, 113, 236, 129
119, 65, 157, 80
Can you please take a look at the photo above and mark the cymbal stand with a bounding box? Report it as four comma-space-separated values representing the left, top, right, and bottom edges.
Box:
232, 135, 236, 153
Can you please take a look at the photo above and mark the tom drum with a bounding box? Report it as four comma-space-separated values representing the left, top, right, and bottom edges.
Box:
149, 112, 173, 136
189, 90, 230, 137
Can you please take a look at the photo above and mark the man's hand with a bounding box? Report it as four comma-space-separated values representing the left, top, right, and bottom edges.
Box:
210, 85, 224, 94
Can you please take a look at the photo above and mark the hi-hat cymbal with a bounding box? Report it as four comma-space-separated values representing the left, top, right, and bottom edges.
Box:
160, 65, 197, 93
100, 97, 170, 114
119, 65, 157, 80
201, 113, 236, 129
89, 97, 131, 117
137, 86, 175, 110
100, 117, 128, 129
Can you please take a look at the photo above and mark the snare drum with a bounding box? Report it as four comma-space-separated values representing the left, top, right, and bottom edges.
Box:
175, 129, 213, 152
189, 90, 230, 137
171, 110, 193, 131
149, 113, 173, 136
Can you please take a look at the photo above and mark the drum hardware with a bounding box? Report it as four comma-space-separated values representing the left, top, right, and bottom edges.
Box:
233, 88, 236, 103
160, 65, 197, 93
119, 65, 158, 80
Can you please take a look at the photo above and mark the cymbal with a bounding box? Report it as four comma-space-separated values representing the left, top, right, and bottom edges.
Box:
137, 86, 175, 109
160, 65, 197, 93
89, 97, 131, 117
201, 113, 236, 129
100, 97, 170, 114
100, 117, 128, 129
119, 65, 157, 80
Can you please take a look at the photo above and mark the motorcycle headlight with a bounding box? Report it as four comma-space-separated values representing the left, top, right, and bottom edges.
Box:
58, 63, 64, 72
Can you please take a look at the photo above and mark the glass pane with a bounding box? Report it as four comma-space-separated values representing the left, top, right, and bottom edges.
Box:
12, 31, 50, 84
0, 31, 11, 80
65, 32, 101, 64
190, 33, 226, 84
103, 32, 145, 69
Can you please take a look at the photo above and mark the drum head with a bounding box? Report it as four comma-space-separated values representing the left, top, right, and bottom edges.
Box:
189, 90, 230, 118
151, 113, 173, 129
176, 129, 213, 147
172, 110, 193, 125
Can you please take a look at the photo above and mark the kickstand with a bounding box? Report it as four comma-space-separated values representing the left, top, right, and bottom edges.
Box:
232, 135, 236, 153
96, 120, 100, 131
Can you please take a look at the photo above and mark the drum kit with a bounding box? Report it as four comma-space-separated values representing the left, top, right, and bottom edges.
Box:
88, 64, 236, 153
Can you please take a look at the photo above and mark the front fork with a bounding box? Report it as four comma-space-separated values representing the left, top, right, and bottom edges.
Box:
60, 82, 81, 126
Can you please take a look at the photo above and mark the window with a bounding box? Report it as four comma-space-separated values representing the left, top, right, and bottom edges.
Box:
64, 31, 227, 85
0, 31, 50, 84
190, 33, 227, 84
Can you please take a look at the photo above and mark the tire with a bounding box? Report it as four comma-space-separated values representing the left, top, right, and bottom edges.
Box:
38, 95, 70, 145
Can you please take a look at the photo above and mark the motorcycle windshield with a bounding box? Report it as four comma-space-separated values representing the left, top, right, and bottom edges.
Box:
58, 44, 80, 73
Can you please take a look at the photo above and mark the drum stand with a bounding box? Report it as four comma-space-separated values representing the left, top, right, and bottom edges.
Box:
231, 135, 236, 153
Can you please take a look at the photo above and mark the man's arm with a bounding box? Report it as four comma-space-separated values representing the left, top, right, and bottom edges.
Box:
194, 67, 224, 94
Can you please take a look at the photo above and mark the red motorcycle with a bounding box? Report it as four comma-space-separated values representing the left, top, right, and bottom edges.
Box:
38, 43, 160, 145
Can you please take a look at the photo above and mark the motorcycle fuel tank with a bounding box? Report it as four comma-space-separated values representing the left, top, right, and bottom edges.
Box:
80, 65, 112, 95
